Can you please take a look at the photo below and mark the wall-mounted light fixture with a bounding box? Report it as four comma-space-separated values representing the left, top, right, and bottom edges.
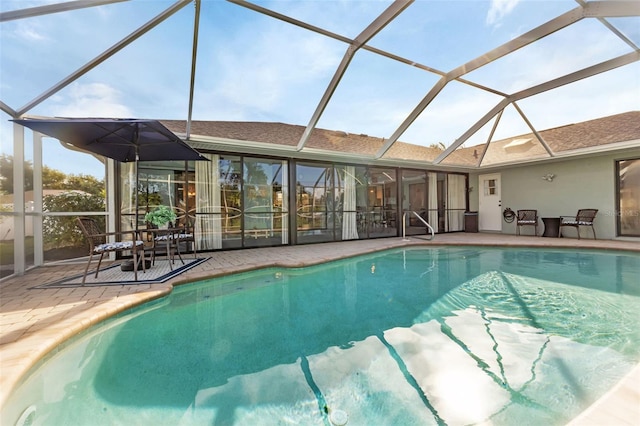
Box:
542, 173, 555, 182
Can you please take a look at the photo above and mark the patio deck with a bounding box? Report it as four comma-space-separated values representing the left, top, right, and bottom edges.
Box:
1, 233, 639, 424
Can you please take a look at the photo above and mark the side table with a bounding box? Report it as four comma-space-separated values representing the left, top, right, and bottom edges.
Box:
541, 217, 561, 238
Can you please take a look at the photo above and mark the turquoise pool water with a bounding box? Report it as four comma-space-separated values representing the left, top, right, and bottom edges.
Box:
3, 246, 640, 426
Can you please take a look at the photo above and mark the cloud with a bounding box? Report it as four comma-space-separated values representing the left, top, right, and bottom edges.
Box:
198, 21, 342, 120
13, 21, 48, 41
486, 0, 521, 27
48, 82, 133, 118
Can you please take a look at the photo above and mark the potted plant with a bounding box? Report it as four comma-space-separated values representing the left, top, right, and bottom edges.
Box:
144, 205, 177, 229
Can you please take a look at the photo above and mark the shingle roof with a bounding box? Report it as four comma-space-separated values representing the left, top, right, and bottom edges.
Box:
161, 111, 640, 167
161, 119, 444, 161
454, 110, 640, 166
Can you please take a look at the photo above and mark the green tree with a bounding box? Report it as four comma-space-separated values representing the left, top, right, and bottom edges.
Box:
0, 155, 105, 196
42, 166, 67, 189
64, 174, 105, 196
42, 192, 105, 249
0, 154, 34, 194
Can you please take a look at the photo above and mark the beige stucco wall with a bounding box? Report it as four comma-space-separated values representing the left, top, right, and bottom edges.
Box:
468, 149, 640, 240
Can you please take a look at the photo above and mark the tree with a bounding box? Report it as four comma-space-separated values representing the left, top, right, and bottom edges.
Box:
42, 166, 67, 189
0, 154, 34, 194
64, 174, 105, 196
0, 155, 104, 196
42, 192, 105, 249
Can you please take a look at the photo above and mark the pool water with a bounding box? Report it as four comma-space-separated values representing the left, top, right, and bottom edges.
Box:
3, 247, 640, 425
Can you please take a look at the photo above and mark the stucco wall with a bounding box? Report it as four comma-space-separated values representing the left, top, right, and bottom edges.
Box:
469, 150, 640, 240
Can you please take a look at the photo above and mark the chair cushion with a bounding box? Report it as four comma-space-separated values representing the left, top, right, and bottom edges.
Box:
154, 233, 193, 242
93, 240, 144, 253
518, 220, 536, 224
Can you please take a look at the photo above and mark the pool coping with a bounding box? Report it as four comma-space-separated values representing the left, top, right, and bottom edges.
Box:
1, 233, 639, 422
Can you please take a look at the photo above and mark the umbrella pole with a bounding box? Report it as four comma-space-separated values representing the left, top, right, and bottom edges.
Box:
135, 156, 139, 232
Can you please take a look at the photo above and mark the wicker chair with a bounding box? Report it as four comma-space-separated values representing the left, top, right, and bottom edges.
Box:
516, 210, 539, 236
76, 217, 146, 284
150, 218, 196, 270
559, 209, 598, 239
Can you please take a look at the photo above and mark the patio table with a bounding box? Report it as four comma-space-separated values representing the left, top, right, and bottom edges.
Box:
542, 217, 561, 238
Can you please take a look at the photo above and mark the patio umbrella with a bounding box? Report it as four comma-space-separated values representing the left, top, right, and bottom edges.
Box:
11, 117, 209, 229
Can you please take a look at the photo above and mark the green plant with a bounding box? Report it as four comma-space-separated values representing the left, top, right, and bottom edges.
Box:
144, 205, 177, 227
43, 192, 106, 250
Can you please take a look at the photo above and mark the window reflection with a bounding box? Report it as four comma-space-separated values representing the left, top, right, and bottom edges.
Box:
296, 163, 333, 243
243, 157, 289, 248
618, 159, 640, 236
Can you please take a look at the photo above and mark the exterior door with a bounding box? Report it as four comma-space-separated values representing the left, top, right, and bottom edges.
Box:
478, 173, 502, 231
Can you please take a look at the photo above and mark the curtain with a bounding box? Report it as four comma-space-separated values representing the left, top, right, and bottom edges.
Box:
428, 172, 438, 231
342, 166, 359, 240
281, 160, 289, 244
196, 153, 222, 250
122, 162, 136, 231
447, 174, 466, 231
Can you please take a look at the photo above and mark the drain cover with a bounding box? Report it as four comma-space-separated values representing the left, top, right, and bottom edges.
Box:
329, 409, 348, 425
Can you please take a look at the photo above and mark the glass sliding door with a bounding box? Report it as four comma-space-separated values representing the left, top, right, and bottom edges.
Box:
123, 160, 188, 232
401, 170, 427, 236
336, 164, 368, 240
243, 157, 289, 248
217, 155, 242, 249
296, 162, 334, 243
368, 168, 398, 237
617, 158, 640, 236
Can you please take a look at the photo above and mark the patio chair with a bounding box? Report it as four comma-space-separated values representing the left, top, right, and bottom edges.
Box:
559, 209, 598, 239
150, 218, 196, 270
76, 217, 146, 284
516, 209, 539, 236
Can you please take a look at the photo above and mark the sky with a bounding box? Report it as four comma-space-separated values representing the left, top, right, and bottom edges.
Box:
1, 0, 639, 178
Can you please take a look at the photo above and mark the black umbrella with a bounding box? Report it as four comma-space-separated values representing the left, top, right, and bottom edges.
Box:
12, 117, 208, 229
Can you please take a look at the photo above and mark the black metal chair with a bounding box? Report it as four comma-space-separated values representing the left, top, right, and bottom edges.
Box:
516, 210, 539, 236
559, 209, 598, 239
76, 217, 145, 284
150, 218, 196, 270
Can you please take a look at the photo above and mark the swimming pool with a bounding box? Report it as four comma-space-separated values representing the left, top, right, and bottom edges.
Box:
3, 246, 639, 425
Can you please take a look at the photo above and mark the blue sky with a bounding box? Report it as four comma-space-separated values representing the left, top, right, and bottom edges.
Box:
1, 0, 639, 178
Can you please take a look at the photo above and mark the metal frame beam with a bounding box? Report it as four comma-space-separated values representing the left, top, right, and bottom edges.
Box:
0, 0, 127, 22
513, 102, 553, 157
296, 0, 413, 151
15, 0, 192, 117
582, 1, 640, 18
229, 0, 507, 134
577, 0, 640, 51
186, 0, 201, 140
376, 6, 586, 158
432, 51, 639, 164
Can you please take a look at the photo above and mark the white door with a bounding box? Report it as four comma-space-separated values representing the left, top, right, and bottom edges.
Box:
478, 173, 502, 231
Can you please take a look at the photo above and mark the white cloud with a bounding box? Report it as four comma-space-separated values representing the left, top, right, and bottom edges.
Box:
206, 23, 342, 118
13, 21, 48, 41
49, 82, 133, 118
486, 0, 521, 27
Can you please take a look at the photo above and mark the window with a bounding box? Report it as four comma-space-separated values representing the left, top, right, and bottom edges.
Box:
484, 179, 497, 195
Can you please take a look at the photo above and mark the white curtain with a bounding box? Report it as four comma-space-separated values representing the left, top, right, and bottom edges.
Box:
342, 166, 359, 240
196, 153, 222, 250
428, 172, 438, 231
447, 174, 466, 231
281, 160, 289, 244
121, 162, 136, 231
